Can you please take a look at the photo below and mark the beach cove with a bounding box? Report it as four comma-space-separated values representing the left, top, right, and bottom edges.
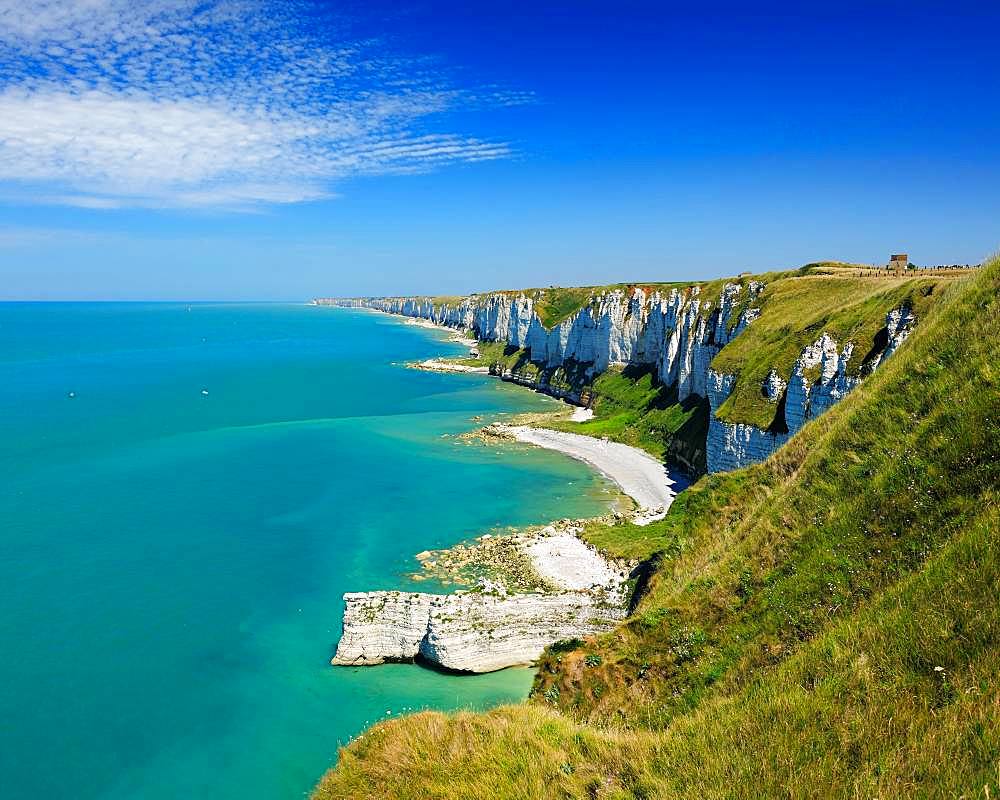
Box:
330, 310, 682, 674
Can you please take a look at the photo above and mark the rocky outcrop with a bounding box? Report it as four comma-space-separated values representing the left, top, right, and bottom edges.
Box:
333, 588, 626, 673
332, 527, 630, 673
703, 370, 784, 473
333, 592, 436, 665
321, 283, 915, 474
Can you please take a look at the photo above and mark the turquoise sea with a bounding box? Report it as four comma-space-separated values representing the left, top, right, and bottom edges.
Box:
0, 303, 614, 800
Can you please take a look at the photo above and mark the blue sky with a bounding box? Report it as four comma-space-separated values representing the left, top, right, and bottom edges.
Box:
1, 0, 997, 300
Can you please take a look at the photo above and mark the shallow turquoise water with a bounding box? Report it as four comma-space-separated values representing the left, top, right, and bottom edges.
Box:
0, 303, 614, 799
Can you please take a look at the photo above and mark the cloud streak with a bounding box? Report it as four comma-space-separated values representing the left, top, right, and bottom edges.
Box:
0, 0, 520, 209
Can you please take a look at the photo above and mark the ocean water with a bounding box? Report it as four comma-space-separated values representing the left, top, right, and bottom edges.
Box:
0, 303, 615, 800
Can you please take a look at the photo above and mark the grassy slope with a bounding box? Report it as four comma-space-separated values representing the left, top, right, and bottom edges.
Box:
543, 366, 709, 475
315, 259, 999, 799
711, 266, 953, 429
533, 287, 600, 329
320, 509, 998, 799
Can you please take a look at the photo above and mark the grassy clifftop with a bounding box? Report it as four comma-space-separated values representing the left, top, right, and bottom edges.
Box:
711, 267, 955, 428
314, 258, 998, 799
446, 265, 970, 432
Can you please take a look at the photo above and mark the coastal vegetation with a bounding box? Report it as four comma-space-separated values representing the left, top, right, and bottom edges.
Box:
314, 258, 999, 798
532, 287, 600, 330
543, 366, 709, 474
452, 340, 535, 372
710, 266, 952, 429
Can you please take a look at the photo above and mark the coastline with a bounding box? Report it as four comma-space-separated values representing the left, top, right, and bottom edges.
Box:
387, 308, 680, 523
345, 302, 681, 520
330, 309, 679, 674
332, 519, 631, 673
492, 424, 680, 525
402, 316, 478, 349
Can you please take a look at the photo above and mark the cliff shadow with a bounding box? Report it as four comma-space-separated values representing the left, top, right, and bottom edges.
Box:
766, 390, 790, 435
412, 652, 480, 676
668, 395, 710, 476
626, 554, 665, 614
858, 325, 891, 377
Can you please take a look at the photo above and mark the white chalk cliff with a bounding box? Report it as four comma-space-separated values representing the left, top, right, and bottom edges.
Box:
326, 285, 915, 473
332, 529, 630, 673
705, 305, 916, 471
333, 587, 626, 673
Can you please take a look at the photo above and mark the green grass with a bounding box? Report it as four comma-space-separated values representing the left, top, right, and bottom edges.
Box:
532, 287, 600, 329
542, 365, 709, 473
314, 258, 1000, 799
449, 340, 535, 372
428, 295, 468, 309
711, 272, 950, 428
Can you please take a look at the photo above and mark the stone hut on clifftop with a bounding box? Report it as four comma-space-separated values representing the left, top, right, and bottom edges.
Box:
889, 253, 909, 275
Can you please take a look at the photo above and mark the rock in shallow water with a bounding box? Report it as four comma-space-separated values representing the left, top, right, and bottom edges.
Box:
332, 526, 632, 673
332, 592, 436, 666
332, 587, 626, 673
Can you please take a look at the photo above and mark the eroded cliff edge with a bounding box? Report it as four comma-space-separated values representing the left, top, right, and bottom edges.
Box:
320, 266, 933, 474
331, 523, 632, 673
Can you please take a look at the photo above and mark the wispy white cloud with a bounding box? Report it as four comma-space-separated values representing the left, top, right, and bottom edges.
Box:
0, 224, 107, 246
0, 0, 523, 209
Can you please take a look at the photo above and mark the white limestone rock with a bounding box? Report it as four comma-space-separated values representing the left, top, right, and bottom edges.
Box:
348, 282, 757, 392
332, 527, 631, 673
332, 592, 435, 666
331, 587, 627, 674
420, 589, 626, 673
524, 529, 627, 590
870, 305, 917, 370
331, 585, 627, 674
763, 369, 787, 402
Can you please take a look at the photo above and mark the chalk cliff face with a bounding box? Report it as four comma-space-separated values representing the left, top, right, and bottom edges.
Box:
332, 592, 435, 665
332, 588, 626, 673
328, 284, 914, 474
703, 306, 916, 471
343, 283, 763, 396
332, 525, 632, 673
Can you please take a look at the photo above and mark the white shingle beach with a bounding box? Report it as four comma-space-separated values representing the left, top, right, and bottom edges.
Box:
498, 425, 680, 524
